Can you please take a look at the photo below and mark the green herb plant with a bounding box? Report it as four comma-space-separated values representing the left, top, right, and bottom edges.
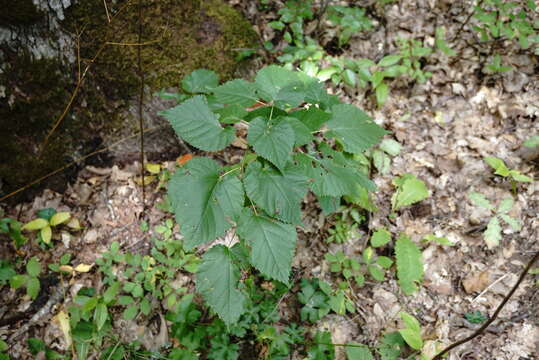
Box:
464, 310, 487, 324
326, 5, 373, 47
391, 174, 430, 212
468, 192, 521, 249
0, 216, 27, 248
9, 256, 41, 300
484, 156, 533, 192
160, 65, 386, 325
22, 209, 79, 246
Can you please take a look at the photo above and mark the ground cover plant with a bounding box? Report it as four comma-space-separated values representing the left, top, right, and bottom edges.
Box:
0, 0, 538, 359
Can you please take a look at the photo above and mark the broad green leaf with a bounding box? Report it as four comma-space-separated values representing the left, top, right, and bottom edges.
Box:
311, 159, 376, 198
469, 192, 494, 210
244, 161, 308, 224
375, 83, 389, 106
247, 116, 295, 170
140, 298, 151, 315
484, 216, 502, 249
289, 107, 331, 132
371, 228, 391, 247
103, 282, 121, 304
161, 95, 235, 151
237, 213, 296, 283
500, 214, 521, 231
94, 303, 108, 331
395, 235, 423, 295
342, 69, 357, 87
10, 274, 28, 289
168, 158, 244, 249
41, 226, 52, 244
281, 117, 313, 146
254, 65, 303, 107
392, 175, 429, 211
213, 79, 258, 107
372, 150, 390, 174
346, 343, 374, 360
510, 171, 533, 182
377, 256, 393, 269
22, 218, 48, 231
123, 305, 138, 320
214, 104, 248, 124
181, 69, 218, 94
497, 198, 514, 213
26, 257, 41, 277
398, 329, 423, 350
379, 139, 402, 156
196, 245, 246, 325
326, 104, 387, 154
27, 277, 40, 299
50, 212, 71, 226
368, 265, 385, 281
400, 312, 421, 332
318, 196, 341, 215
378, 55, 402, 67
484, 157, 510, 176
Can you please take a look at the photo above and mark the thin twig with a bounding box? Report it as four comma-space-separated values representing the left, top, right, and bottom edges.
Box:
137, 0, 146, 210
433, 251, 539, 360
471, 273, 508, 304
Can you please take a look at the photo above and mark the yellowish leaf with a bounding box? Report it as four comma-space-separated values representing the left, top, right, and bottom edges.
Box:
66, 218, 82, 230
145, 163, 161, 174
41, 226, 52, 244
134, 176, 155, 185
22, 218, 48, 231
54, 310, 72, 347
74, 264, 93, 273
59, 265, 74, 273
50, 212, 71, 226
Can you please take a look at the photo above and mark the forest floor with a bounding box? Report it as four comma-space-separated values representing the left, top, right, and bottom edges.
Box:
1, 0, 538, 359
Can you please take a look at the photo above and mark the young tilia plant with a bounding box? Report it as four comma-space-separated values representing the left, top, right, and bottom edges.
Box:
160, 65, 386, 324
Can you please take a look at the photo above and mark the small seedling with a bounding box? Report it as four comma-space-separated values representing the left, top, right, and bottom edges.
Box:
391, 174, 429, 211
9, 256, 41, 299
484, 156, 533, 192
22, 209, 80, 245
464, 310, 487, 324
468, 193, 521, 248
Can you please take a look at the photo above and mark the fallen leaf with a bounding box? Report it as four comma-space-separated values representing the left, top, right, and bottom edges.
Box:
463, 269, 492, 294
74, 264, 93, 273
54, 310, 72, 347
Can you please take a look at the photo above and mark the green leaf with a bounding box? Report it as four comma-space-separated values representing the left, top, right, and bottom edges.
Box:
10, 274, 27, 289
398, 328, 423, 350
371, 228, 391, 247
318, 196, 341, 215
400, 312, 421, 332
327, 104, 387, 154
237, 212, 296, 284
392, 175, 429, 211
181, 69, 219, 94
27, 277, 40, 299
214, 104, 248, 124
103, 282, 121, 304
26, 257, 41, 277
500, 214, 521, 231
255, 65, 303, 107
375, 83, 389, 106
161, 95, 235, 151
311, 159, 376, 197
244, 161, 308, 224
484, 216, 502, 249
168, 158, 244, 249
140, 298, 151, 315
484, 157, 510, 176
379, 139, 401, 156
213, 79, 258, 107
395, 235, 423, 295
368, 265, 385, 281
196, 245, 246, 325
523, 135, 539, 148
247, 116, 295, 170
94, 303, 108, 331
50, 212, 71, 226
123, 305, 138, 320
378, 55, 402, 67
422, 234, 454, 246
346, 343, 374, 360
281, 117, 313, 146
289, 107, 331, 132
22, 218, 48, 231
469, 192, 494, 210
509, 171, 533, 182
377, 256, 393, 269
497, 198, 514, 213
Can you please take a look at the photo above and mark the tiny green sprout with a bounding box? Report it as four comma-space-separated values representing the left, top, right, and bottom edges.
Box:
484, 156, 533, 192
469, 193, 521, 248
484, 54, 513, 73
464, 310, 487, 324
